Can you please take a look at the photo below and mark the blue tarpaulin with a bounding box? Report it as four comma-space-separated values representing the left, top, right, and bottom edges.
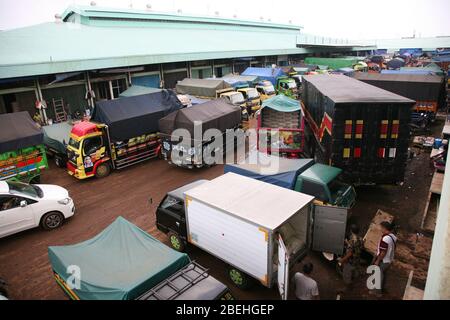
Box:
241, 67, 285, 86
224, 152, 314, 190
381, 69, 435, 75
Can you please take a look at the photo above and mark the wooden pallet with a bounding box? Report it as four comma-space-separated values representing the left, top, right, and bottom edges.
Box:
363, 209, 395, 256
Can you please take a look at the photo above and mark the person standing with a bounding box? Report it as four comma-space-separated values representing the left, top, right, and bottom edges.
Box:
372, 221, 397, 295
339, 224, 364, 287
294, 263, 320, 300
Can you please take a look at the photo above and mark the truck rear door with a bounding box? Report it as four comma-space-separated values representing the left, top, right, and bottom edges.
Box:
311, 205, 347, 256
277, 234, 289, 300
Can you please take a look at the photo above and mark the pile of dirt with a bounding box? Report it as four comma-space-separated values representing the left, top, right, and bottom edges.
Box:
392, 231, 432, 288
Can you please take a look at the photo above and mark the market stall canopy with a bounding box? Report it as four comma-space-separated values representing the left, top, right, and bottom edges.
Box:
48, 216, 190, 300
176, 78, 230, 97
0, 111, 43, 153
42, 121, 73, 154
119, 85, 162, 98
302, 74, 415, 104
224, 151, 314, 189
91, 90, 183, 141
261, 94, 301, 112
159, 98, 241, 137
354, 73, 444, 102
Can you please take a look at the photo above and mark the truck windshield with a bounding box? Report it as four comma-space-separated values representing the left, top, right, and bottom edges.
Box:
161, 196, 184, 213
247, 89, 259, 99
230, 93, 245, 105
287, 81, 297, 89
7, 181, 42, 198
68, 138, 80, 150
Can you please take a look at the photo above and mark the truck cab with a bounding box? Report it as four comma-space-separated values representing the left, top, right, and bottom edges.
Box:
295, 164, 356, 209
276, 77, 299, 99
66, 122, 110, 180
255, 80, 276, 101
217, 89, 249, 121
237, 87, 261, 113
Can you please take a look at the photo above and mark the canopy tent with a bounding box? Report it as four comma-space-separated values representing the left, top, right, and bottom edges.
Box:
224, 151, 314, 189
48, 216, 190, 300
241, 67, 285, 86
159, 98, 241, 137
91, 90, 183, 141
0, 112, 43, 153
42, 121, 73, 154
119, 85, 162, 98
175, 78, 230, 98
261, 94, 301, 112
220, 74, 259, 88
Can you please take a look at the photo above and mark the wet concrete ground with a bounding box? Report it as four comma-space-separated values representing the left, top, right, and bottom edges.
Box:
0, 119, 443, 300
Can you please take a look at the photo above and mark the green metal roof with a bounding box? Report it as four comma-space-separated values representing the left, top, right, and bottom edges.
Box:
300, 163, 342, 185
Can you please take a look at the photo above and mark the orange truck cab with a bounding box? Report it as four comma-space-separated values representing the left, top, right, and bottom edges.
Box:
66, 90, 183, 180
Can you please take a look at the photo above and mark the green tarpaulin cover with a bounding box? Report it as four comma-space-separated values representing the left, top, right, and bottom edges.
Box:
304, 57, 360, 70
261, 94, 301, 112
42, 121, 73, 154
48, 216, 190, 300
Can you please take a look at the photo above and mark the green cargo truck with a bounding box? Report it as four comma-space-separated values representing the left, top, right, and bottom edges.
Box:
0, 112, 48, 184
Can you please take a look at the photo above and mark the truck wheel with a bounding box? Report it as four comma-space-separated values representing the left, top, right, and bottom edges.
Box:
95, 163, 111, 178
228, 267, 252, 290
168, 232, 185, 252
40, 211, 64, 230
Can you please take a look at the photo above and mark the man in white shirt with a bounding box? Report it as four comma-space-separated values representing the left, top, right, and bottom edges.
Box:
373, 221, 397, 295
294, 263, 320, 300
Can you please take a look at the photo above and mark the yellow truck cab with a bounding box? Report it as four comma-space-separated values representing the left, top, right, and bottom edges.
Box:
237, 87, 261, 113
255, 80, 276, 101
216, 89, 248, 121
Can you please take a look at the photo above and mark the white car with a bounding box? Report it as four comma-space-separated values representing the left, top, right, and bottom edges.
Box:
0, 180, 75, 238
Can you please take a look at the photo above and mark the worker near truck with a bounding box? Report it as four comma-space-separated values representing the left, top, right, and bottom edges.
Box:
338, 224, 363, 287
293, 263, 319, 300
371, 221, 397, 295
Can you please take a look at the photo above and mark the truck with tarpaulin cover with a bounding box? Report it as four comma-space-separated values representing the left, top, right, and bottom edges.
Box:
257, 95, 306, 158
354, 73, 445, 122
176, 78, 248, 120
302, 74, 414, 185
220, 74, 259, 89
242, 67, 298, 98
159, 98, 242, 168
66, 90, 183, 179
156, 173, 349, 299
0, 112, 48, 184
42, 121, 73, 168
224, 152, 356, 210
48, 216, 233, 300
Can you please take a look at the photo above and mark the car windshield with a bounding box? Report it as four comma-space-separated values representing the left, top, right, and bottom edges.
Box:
230, 93, 245, 105
328, 179, 348, 203
247, 89, 259, 99
68, 138, 80, 150
264, 85, 275, 94
7, 181, 43, 198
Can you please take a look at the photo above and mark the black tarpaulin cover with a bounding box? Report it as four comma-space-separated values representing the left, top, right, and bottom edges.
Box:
302, 74, 415, 104
159, 98, 241, 137
354, 73, 444, 102
91, 90, 183, 141
0, 111, 43, 153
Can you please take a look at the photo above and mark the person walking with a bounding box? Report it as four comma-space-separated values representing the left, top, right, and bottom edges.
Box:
338, 224, 364, 288
293, 263, 320, 300
372, 221, 397, 295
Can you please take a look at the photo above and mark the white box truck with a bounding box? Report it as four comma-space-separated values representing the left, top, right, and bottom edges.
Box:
156, 173, 348, 299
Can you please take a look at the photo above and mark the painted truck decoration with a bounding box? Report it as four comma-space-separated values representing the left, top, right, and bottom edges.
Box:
156, 173, 348, 300
0, 112, 48, 184
66, 90, 183, 179
301, 75, 414, 184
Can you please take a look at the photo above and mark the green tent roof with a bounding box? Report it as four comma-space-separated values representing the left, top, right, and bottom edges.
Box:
48, 216, 190, 300
261, 94, 300, 112
300, 163, 342, 185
